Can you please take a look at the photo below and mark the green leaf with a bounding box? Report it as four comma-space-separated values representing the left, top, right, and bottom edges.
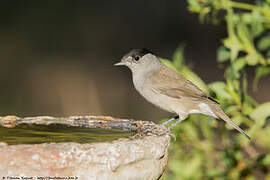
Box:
206, 168, 224, 177
226, 105, 241, 114
187, 0, 203, 12
244, 94, 258, 107
172, 44, 185, 69
250, 102, 270, 128
230, 114, 243, 127
160, 58, 178, 72
257, 35, 270, 51
200, 116, 215, 140
217, 46, 231, 63
234, 58, 247, 71
245, 54, 259, 66
230, 58, 247, 79
242, 100, 255, 116
223, 36, 242, 61
198, 8, 211, 23
237, 22, 252, 45
241, 13, 252, 24
267, 50, 270, 58
208, 81, 234, 103
250, 10, 264, 38
236, 22, 254, 52
253, 66, 270, 90
262, 154, 270, 165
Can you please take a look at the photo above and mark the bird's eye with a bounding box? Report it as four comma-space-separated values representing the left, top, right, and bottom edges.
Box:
134, 56, 140, 61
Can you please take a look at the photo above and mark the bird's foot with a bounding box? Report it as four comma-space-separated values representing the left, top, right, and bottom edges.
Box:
166, 129, 176, 141
130, 121, 176, 140
151, 124, 176, 141
167, 116, 186, 129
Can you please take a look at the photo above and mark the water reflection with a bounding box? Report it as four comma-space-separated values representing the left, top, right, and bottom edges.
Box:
0, 124, 131, 145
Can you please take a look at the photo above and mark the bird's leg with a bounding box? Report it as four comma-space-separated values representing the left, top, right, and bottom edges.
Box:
168, 116, 187, 130
161, 115, 179, 126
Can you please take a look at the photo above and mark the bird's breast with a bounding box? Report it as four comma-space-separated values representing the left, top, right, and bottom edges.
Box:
132, 74, 186, 114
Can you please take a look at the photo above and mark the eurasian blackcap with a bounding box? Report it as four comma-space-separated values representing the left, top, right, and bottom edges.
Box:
115, 49, 250, 139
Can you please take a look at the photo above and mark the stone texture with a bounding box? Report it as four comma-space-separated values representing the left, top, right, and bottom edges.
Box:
0, 135, 170, 180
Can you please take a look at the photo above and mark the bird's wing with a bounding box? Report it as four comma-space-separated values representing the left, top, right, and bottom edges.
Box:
150, 64, 250, 139
150, 64, 210, 101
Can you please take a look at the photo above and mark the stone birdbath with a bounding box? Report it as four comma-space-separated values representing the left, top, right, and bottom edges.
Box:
0, 115, 170, 180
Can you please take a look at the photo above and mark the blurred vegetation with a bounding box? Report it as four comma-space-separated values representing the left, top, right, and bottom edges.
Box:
161, 0, 270, 179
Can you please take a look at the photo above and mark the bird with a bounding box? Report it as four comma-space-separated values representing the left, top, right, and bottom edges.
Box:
114, 48, 250, 140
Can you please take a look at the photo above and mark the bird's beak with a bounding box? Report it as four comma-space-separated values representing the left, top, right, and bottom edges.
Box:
114, 62, 126, 66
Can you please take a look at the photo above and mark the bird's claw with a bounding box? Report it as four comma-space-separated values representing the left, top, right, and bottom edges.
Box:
150, 124, 176, 141
130, 122, 176, 141
164, 128, 176, 141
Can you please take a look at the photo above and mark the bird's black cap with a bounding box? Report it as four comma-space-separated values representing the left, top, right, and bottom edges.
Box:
123, 49, 153, 59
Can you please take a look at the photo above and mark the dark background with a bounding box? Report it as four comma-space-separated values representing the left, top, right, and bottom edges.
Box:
1, 1, 269, 121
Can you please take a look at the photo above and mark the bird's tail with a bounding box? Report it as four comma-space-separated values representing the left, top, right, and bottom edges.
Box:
211, 104, 250, 140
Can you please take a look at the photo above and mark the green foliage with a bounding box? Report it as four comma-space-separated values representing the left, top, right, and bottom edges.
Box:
162, 1, 270, 179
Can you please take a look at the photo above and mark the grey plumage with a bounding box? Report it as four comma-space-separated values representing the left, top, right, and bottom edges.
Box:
115, 49, 250, 140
